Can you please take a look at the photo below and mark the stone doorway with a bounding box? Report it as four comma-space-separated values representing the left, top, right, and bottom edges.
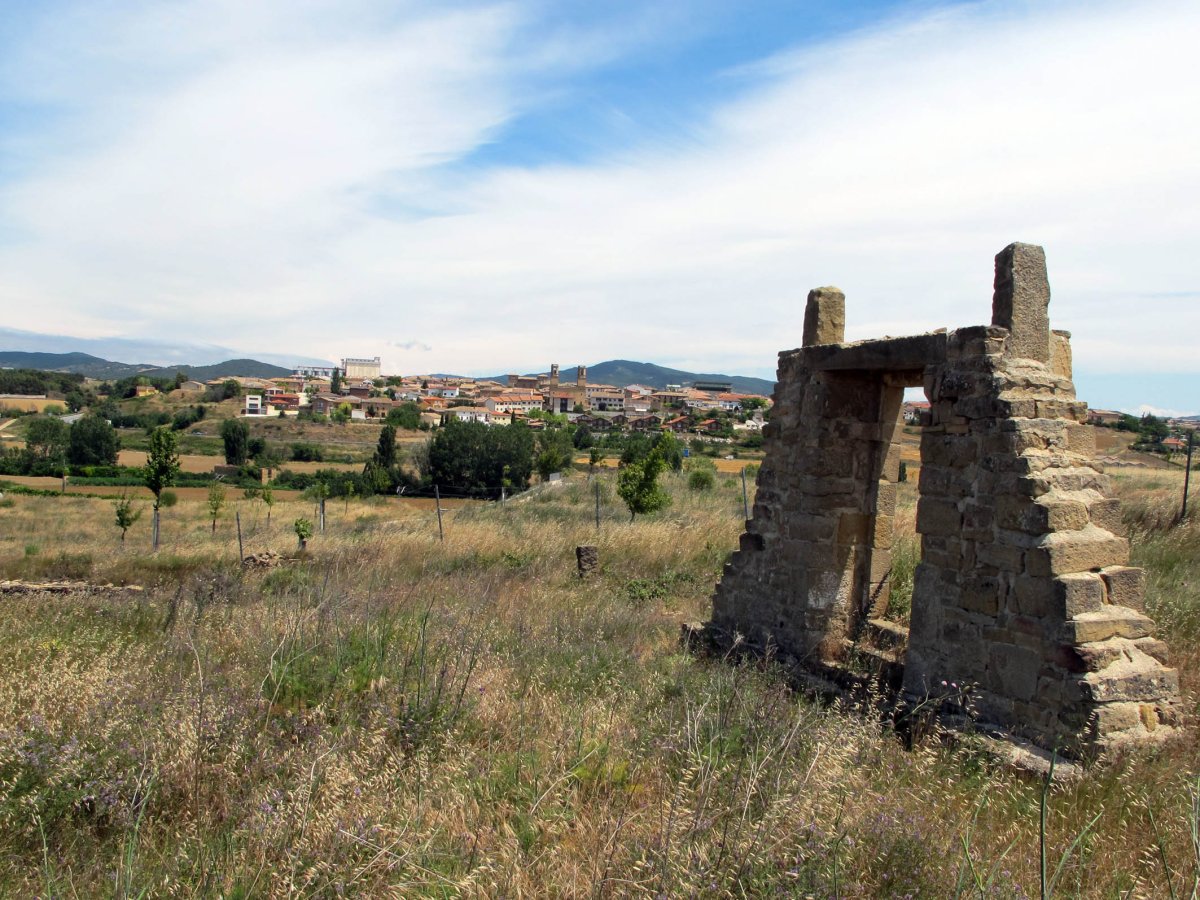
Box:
704, 244, 1181, 757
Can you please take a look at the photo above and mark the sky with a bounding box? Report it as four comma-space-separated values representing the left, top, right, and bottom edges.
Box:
0, 0, 1197, 414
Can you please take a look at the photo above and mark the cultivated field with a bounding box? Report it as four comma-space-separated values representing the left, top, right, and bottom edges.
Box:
0, 466, 1198, 896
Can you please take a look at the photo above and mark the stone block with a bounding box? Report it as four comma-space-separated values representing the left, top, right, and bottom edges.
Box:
991, 243, 1051, 362
998, 418, 1067, 453
918, 464, 972, 499
1087, 498, 1127, 537
1025, 526, 1129, 577
871, 514, 894, 549
1100, 566, 1145, 610
996, 496, 1086, 534
986, 643, 1042, 702
1081, 663, 1179, 704
961, 501, 994, 539
873, 481, 897, 516
1053, 572, 1106, 617
916, 498, 961, 536
975, 541, 1025, 572
1050, 329, 1073, 380
960, 574, 1001, 616
802, 287, 846, 347
880, 442, 902, 481
1063, 607, 1154, 643
1133, 637, 1170, 665
1092, 701, 1143, 733
1064, 423, 1095, 455
869, 549, 894, 582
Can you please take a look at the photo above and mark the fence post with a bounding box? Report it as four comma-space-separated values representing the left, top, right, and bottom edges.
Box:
595, 479, 601, 530
435, 485, 445, 542
236, 511, 244, 562
1183, 430, 1195, 521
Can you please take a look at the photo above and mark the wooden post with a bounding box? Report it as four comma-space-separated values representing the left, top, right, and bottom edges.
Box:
236, 511, 244, 563
319, 497, 326, 534
1183, 430, 1195, 521
152, 508, 160, 552
741, 466, 750, 520
595, 479, 601, 530
435, 485, 445, 542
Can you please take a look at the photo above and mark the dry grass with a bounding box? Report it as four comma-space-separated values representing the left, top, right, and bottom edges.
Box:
0, 468, 1198, 896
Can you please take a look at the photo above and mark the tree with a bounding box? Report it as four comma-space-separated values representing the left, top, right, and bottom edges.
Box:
294, 517, 313, 550
428, 419, 534, 498
260, 483, 275, 526
207, 482, 227, 533
617, 452, 670, 522
374, 423, 398, 470
363, 423, 400, 494
331, 367, 343, 394
25, 416, 68, 464
573, 424, 593, 449
113, 494, 141, 542
221, 418, 251, 465
144, 428, 180, 550
387, 401, 422, 430
68, 414, 120, 466
535, 428, 574, 480
617, 432, 679, 521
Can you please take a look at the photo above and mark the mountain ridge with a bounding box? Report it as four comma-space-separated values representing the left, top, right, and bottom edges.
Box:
0, 350, 291, 381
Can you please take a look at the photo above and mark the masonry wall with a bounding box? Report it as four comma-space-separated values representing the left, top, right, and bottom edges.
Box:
708, 244, 1182, 756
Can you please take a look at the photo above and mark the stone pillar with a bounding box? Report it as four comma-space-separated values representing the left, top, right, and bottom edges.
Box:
992, 242, 1050, 362
576, 545, 599, 578
803, 287, 846, 347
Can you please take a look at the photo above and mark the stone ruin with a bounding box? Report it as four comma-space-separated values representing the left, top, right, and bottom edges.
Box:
702, 243, 1181, 757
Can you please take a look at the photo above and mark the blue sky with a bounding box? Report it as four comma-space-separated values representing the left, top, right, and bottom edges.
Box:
0, 0, 1196, 414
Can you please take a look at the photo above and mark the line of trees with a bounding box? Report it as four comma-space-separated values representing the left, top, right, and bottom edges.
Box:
0, 413, 121, 476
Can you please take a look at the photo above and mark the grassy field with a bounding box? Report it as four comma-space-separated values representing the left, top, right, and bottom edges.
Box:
0, 466, 1198, 896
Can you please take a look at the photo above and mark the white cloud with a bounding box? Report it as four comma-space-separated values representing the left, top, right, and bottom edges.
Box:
0, 0, 1197, 386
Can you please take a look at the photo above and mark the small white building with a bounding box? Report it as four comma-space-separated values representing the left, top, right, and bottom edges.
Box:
243, 394, 268, 416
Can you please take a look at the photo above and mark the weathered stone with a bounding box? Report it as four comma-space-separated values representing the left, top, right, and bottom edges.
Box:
802, 287, 846, 347
705, 243, 1181, 760
1063, 607, 1154, 643
1050, 330, 1073, 380
1100, 566, 1145, 610
576, 545, 599, 578
916, 497, 961, 536
1025, 526, 1129, 577
992, 244, 1051, 363
1087, 498, 1126, 537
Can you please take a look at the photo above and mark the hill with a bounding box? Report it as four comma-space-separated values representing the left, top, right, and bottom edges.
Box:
484, 360, 775, 395
0, 350, 290, 381
139, 358, 292, 381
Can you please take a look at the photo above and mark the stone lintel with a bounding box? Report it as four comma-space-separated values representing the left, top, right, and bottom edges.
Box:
993, 242, 1051, 363
803, 287, 846, 347
812, 331, 948, 372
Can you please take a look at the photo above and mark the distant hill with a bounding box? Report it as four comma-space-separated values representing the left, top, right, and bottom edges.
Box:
140, 359, 292, 381
0, 350, 290, 381
482, 360, 775, 396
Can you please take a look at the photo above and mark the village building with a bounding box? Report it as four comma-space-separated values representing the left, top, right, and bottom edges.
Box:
341, 357, 382, 380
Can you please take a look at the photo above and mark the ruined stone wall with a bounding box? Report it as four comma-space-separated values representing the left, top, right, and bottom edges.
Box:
707, 243, 1181, 756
